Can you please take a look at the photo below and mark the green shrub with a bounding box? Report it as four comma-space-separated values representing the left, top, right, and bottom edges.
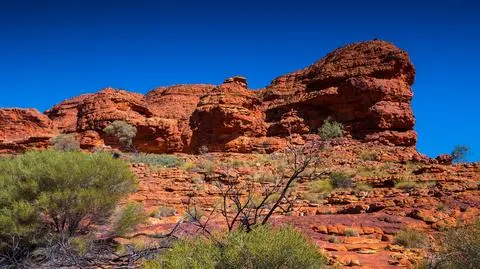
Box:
145, 225, 327, 269
318, 119, 343, 140
451, 145, 469, 163
0, 151, 136, 256
330, 172, 354, 189
393, 228, 427, 248
436, 220, 480, 269
111, 202, 148, 236
51, 133, 80, 151
129, 153, 184, 169
103, 120, 137, 149
150, 206, 177, 218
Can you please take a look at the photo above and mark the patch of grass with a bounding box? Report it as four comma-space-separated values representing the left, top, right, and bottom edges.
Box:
394, 181, 421, 190
302, 193, 324, 204
181, 161, 196, 171
112, 203, 148, 236
129, 153, 184, 169
360, 151, 378, 161
344, 228, 359, 237
309, 180, 333, 194
393, 228, 428, 248
150, 206, 177, 218
355, 183, 373, 192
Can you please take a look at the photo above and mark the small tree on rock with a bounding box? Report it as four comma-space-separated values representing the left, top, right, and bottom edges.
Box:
103, 121, 137, 150
451, 145, 469, 163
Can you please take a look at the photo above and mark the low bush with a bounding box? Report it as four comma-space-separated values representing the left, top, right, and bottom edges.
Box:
111, 202, 148, 236
103, 120, 137, 150
144, 225, 327, 269
129, 153, 184, 169
330, 172, 354, 189
436, 220, 480, 268
318, 119, 344, 140
393, 228, 427, 248
0, 151, 136, 260
51, 134, 80, 151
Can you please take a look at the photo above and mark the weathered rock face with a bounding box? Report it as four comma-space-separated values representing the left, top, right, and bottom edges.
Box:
0, 109, 57, 153
2, 40, 419, 155
189, 79, 267, 152
260, 40, 416, 147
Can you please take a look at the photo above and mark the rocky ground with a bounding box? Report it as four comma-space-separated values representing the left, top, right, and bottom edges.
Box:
122, 142, 480, 268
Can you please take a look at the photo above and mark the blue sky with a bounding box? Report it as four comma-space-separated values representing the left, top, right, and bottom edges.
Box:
0, 0, 479, 160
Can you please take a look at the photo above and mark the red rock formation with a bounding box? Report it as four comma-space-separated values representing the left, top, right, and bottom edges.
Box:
189, 78, 267, 152
0, 108, 57, 153
3, 40, 420, 155
260, 40, 416, 147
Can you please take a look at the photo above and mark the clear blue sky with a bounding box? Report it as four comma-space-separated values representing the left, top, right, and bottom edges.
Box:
0, 0, 479, 160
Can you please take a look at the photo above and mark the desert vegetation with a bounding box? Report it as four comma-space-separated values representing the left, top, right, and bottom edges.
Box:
104, 120, 137, 150
0, 151, 137, 266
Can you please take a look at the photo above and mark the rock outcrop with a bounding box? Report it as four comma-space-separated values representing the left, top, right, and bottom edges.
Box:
1, 40, 419, 155
0, 108, 57, 153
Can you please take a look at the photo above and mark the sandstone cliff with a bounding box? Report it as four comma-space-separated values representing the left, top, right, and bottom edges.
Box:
0, 40, 418, 155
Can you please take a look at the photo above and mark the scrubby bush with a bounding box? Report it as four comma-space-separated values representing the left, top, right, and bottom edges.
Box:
0, 151, 136, 259
111, 202, 148, 236
144, 225, 327, 269
129, 153, 184, 169
51, 133, 80, 151
330, 172, 354, 189
436, 220, 480, 268
318, 119, 343, 140
103, 120, 137, 150
393, 228, 428, 248
451, 145, 469, 163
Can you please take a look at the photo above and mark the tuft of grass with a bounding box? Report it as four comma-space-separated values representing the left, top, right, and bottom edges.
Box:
355, 183, 373, 192
302, 193, 324, 204
129, 153, 184, 169
308, 180, 333, 194
394, 181, 420, 190
150, 206, 177, 218
181, 161, 197, 172
328, 236, 339, 243
393, 228, 428, 248
344, 228, 359, 237
360, 151, 378, 161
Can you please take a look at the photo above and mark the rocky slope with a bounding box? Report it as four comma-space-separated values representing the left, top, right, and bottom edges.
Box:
1, 40, 418, 156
